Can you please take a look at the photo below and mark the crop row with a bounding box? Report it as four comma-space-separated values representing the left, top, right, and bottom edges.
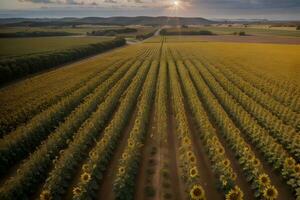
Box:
189, 58, 300, 198
179, 58, 278, 200
199, 58, 300, 161
167, 57, 207, 200
113, 60, 158, 200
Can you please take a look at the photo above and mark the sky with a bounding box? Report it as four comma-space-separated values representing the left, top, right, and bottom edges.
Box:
0, 0, 299, 20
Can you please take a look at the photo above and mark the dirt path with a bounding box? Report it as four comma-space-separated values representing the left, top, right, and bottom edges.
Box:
96, 106, 138, 200
167, 102, 185, 200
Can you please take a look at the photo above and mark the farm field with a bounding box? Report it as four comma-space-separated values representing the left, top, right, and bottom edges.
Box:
0, 36, 299, 200
0, 36, 114, 59
166, 26, 300, 37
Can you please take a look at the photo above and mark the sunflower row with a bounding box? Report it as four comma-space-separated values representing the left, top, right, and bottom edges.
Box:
37, 59, 150, 200
0, 46, 150, 138
0, 57, 136, 200
70, 60, 155, 200
218, 60, 300, 114
112, 59, 158, 200
203, 58, 299, 131
0, 57, 131, 177
182, 59, 278, 200
241, 61, 300, 96
156, 58, 172, 199
200, 59, 300, 161
176, 60, 244, 200
189, 59, 300, 198
167, 58, 206, 200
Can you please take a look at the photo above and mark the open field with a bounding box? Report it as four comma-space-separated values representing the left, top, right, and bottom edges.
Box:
166, 26, 300, 37
0, 36, 113, 58
147, 35, 300, 45
0, 37, 299, 200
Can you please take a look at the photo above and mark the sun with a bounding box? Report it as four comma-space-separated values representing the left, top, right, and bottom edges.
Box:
173, 1, 179, 6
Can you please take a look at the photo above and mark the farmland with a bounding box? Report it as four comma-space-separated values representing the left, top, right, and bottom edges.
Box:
0, 36, 113, 58
0, 36, 299, 200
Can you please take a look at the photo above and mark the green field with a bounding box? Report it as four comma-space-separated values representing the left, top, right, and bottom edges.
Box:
164, 26, 300, 37
0, 36, 113, 59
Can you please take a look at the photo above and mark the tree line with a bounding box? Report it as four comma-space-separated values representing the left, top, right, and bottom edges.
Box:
0, 37, 126, 85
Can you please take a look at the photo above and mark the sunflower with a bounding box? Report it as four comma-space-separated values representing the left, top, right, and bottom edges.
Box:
189, 154, 197, 164
218, 147, 225, 155
81, 172, 91, 183
223, 159, 230, 167
294, 164, 300, 175
190, 184, 206, 200
253, 159, 260, 167
89, 151, 97, 159
82, 164, 90, 172
258, 174, 270, 186
73, 187, 82, 196
284, 157, 295, 168
225, 186, 244, 200
183, 136, 191, 146
118, 166, 126, 175
231, 173, 237, 181
122, 153, 128, 160
263, 185, 278, 200
40, 190, 52, 200
128, 139, 135, 148
189, 166, 199, 178
187, 150, 194, 157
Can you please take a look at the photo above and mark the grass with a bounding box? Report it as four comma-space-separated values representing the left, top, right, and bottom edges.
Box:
164, 26, 300, 37
0, 36, 113, 59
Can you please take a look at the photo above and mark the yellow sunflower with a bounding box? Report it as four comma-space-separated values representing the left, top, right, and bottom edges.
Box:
73, 187, 82, 196
284, 157, 295, 168
118, 166, 126, 175
122, 153, 128, 160
190, 184, 206, 200
82, 164, 90, 172
294, 164, 300, 175
258, 174, 270, 186
183, 136, 191, 146
40, 190, 52, 200
189, 166, 199, 178
225, 186, 244, 200
189, 154, 197, 164
263, 185, 278, 200
223, 159, 230, 167
253, 159, 260, 167
81, 172, 91, 183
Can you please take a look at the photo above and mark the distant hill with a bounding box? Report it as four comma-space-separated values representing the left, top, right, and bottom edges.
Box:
0, 16, 213, 26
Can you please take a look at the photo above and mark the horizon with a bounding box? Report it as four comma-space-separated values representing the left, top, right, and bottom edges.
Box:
0, 0, 300, 20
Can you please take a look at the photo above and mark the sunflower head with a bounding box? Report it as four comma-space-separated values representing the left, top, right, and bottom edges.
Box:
189, 154, 197, 164
118, 166, 126, 175
40, 190, 52, 200
183, 136, 191, 146
253, 159, 260, 167
73, 187, 82, 196
294, 164, 300, 174
81, 172, 91, 183
122, 153, 128, 160
128, 140, 135, 148
218, 147, 225, 155
189, 166, 199, 178
223, 159, 230, 167
225, 186, 244, 200
258, 174, 270, 186
82, 164, 90, 172
190, 184, 205, 200
263, 185, 278, 200
284, 157, 296, 168
187, 150, 194, 157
